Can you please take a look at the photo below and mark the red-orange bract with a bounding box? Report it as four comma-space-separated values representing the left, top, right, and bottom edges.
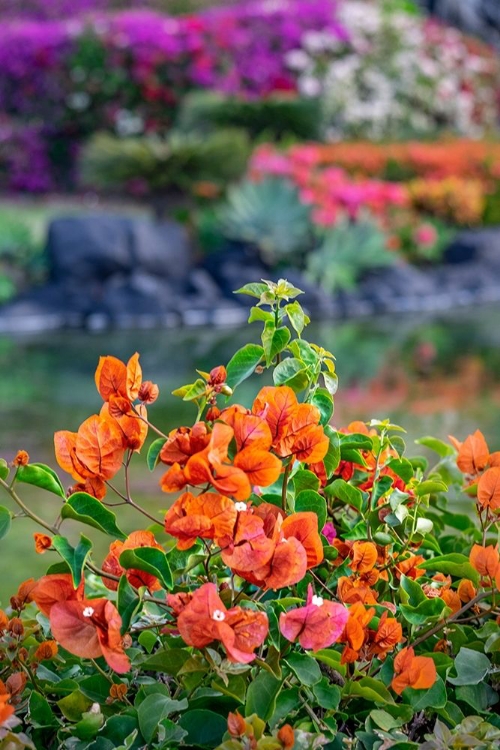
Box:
390, 647, 437, 695
164, 491, 237, 550
252, 386, 329, 464
477, 467, 500, 512
161, 419, 281, 500
279, 584, 349, 651
31, 574, 129, 673
172, 583, 268, 663
220, 508, 323, 590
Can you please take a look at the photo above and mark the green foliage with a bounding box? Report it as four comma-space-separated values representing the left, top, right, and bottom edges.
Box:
218, 178, 313, 264
81, 129, 250, 198
306, 218, 396, 292
178, 91, 322, 140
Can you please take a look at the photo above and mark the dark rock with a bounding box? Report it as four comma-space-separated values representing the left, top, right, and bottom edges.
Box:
47, 215, 192, 286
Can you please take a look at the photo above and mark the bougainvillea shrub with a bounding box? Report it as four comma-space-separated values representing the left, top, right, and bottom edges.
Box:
0, 279, 499, 748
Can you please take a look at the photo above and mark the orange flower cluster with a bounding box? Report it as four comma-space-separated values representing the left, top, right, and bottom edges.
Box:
309, 141, 500, 181
166, 497, 324, 591
31, 574, 129, 673
54, 354, 158, 500
451, 429, 500, 513
408, 177, 485, 226
160, 386, 328, 500
167, 583, 268, 663
339, 604, 402, 665
390, 647, 437, 695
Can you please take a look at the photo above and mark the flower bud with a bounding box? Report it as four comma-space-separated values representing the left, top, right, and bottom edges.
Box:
138, 380, 159, 404
34, 533, 52, 554
209, 366, 227, 386
7, 618, 24, 637
227, 711, 246, 737
12, 450, 29, 467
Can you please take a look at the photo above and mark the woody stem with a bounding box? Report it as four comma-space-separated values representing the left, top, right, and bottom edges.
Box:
281, 461, 292, 511
409, 589, 494, 649
0, 477, 57, 536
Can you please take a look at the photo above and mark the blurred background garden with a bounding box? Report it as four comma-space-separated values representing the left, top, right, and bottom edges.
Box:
2, 0, 500, 591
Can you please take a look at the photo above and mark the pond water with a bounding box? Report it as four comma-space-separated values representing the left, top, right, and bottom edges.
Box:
2, 305, 500, 601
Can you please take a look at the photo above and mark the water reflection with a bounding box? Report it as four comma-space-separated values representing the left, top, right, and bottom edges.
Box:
1, 306, 500, 597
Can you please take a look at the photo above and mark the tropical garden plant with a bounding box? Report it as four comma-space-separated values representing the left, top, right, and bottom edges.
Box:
0, 278, 499, 749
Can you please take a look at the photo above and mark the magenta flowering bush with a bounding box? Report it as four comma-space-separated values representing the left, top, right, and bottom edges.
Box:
0, 0, 345, 192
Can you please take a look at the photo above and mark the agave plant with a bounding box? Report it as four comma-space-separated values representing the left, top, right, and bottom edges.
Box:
306, 217, 395, 292
218, 177, 313, 266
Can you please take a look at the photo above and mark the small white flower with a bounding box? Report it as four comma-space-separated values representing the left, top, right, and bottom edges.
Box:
212, 610, 226, 622
234, 502, 247, 512
311, 595, 324, 607
83, 606, 95, 618
89, 703, 101, 714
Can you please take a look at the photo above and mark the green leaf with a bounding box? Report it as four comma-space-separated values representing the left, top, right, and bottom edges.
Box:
314, 649, 346, 677
344, 677, 394, 705
147, 438, 166, 471
415, 436, 454, 457
339, 433, 373, 451
262, 323, 291, 367
447, 648, 491, 686
309, 387, 334, 426
119, 547, 172, 590
0, 506, 11, 541
288, 340, 319, 368
140, 648, 191, 675
312, 680, 341, 710
0, 459, 9, 480
455, 682, 498, 712
370, 709, 403, 731
415, 479, 448, 497
158, 718, 188, 746
325, 479, 365, 513
57, 690, 93, 722
400, 597, 446, 626
74, 709, 104, 740
248, 306, 274, 324
284, 301, 309, 336
52, 534, 92, 588
117, 575, 141, 634
404, 676, 447, 711
323, 371, 338, 396
182, 379, 206, 401
400, 575, 426, 607
323, 428, 341, 477
226, 344, 264, 389
212, 675, 247, 704
245, 672, 282, 720
420, 554, 479, 585
16, 463, 65, 497
138, 694, 188, 744
234, 282, 268, 299
178, 710, 227, 746
273, 357, 308, 392
387, 458, 414, 484
61, 492, 126, 539
293, 470, 320, 495
294, 490, 327, 532
285, 653, 321, 687
29, 692, 59, 728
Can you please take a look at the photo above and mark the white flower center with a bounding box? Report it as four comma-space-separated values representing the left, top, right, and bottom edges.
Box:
83, 606, 95, 617
311, 595, 324, 607
234, 502, 247, 512
212, 609, 226, 622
